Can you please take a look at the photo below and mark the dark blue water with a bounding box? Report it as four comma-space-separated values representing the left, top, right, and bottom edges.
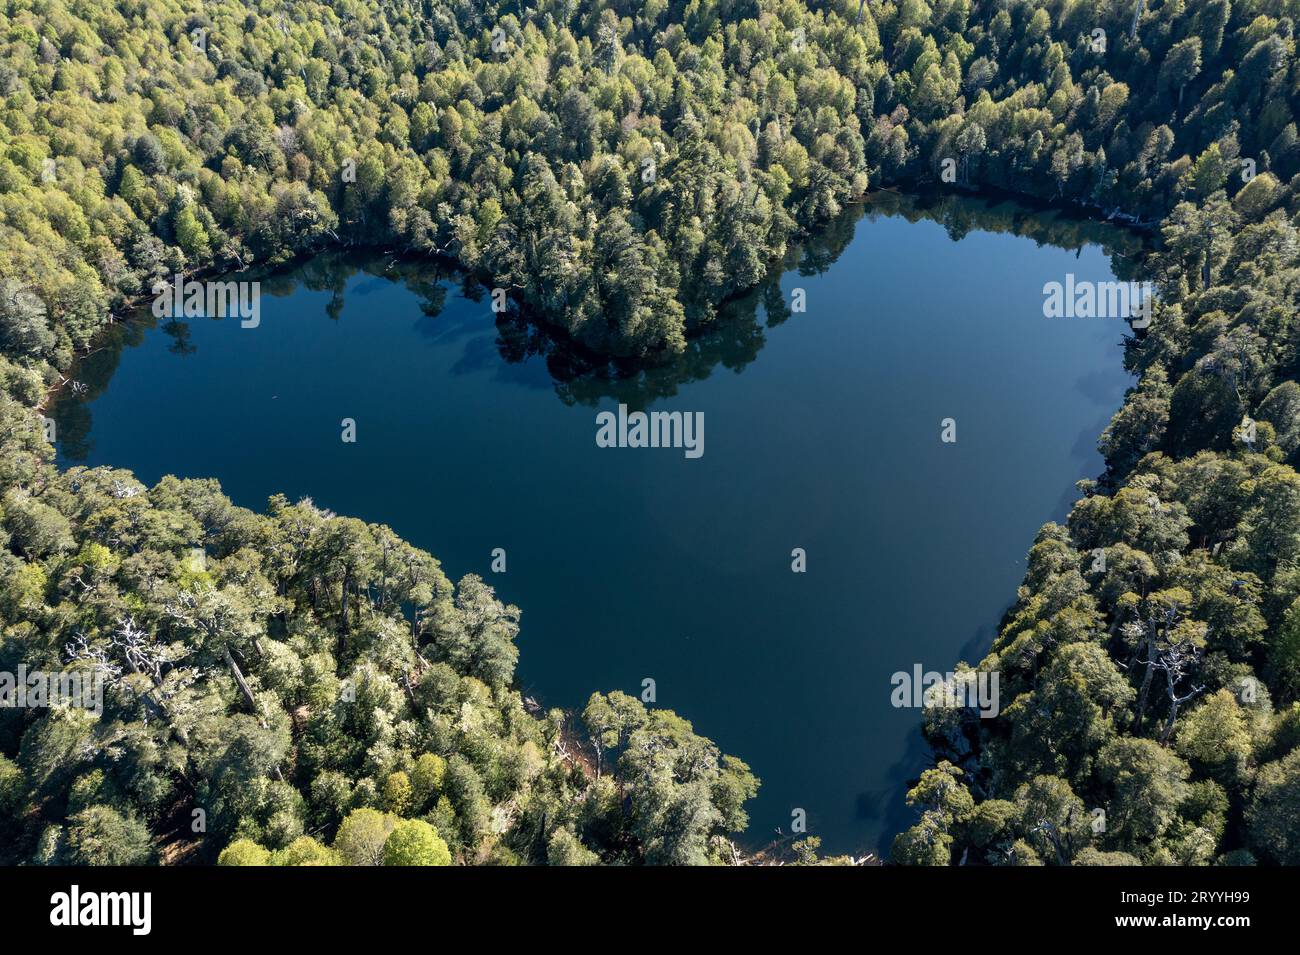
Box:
53, 193, 1142, 855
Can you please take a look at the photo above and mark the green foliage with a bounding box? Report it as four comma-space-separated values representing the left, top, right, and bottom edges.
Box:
333, 808, 397, 866
885, 0, 1300, 866
217, 839, 272, 867
546, 827, 600, 866
382, 819, 452, 866
382, 771, 413, 816
63, 805, 154, 865
0, 463, 755, 865
409, 753, 447, 812
1, 0, 1300, 869
1246, 750, 1300, 864
273, 836, 339, 866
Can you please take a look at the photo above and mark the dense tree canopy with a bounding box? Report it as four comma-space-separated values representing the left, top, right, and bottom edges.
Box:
2, 0, 1300, 864
877, 0, 1300, 867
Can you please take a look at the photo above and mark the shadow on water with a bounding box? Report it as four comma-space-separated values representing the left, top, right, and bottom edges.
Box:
52, 189, 1146, 461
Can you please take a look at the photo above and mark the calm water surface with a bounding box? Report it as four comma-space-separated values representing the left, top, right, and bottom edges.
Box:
53, 192, 1143, 854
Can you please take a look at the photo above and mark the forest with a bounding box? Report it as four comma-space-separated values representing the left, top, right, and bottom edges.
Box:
1, 0, 1299, 864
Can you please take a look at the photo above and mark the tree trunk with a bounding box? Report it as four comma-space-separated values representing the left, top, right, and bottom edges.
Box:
224, 645, 259, 714
1132, 632, 1156, 731
1129, 0, 1144, 40
224, 645, 284, 780
340, 568, 350, 634
1159, 697, 1181, 743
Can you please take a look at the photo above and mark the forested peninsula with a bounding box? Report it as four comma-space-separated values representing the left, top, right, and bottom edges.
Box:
1, 0, 1299, 865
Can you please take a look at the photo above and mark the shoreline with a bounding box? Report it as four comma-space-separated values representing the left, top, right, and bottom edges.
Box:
38, 177, 1153, 420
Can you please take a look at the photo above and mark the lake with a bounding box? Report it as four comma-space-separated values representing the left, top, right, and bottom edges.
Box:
51, 190, 1144, 855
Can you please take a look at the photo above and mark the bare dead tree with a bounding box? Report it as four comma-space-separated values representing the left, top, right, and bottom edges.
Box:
1128, 604, 1184, 733
64, 630, 123, 682
1154, 641, 1205, 743
65, 617, 198, 746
